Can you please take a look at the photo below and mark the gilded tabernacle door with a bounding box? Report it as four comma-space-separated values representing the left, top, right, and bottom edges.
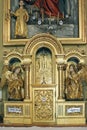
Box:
32, 86, 56, 124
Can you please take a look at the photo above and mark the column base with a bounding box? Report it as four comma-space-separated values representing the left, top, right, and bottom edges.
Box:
58, 97, 65, 102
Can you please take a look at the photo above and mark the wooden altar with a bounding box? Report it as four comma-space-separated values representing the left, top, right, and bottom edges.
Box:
2, 34, 86, 126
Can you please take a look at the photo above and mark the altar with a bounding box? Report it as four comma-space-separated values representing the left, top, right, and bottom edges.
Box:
1, 0, 87, 126
1, 33, 86, 126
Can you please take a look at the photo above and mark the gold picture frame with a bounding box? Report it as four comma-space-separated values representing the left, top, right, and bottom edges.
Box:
3, 0, 86, 46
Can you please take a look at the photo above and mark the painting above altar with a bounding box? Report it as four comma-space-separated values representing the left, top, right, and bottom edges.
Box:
3, 0, 86, 45
10, 0, 79, 39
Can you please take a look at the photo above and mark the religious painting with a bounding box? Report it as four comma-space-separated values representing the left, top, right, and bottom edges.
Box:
3, 0, 86, 45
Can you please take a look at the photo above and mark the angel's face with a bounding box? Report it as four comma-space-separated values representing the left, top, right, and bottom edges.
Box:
15, 67, 21, 74
69, 65, 74, 72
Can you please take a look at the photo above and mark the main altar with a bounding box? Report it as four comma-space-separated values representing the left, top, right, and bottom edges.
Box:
1, 33, 86, 126
1, 0, 87, 127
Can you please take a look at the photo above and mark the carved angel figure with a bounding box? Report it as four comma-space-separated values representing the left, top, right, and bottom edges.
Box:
65, 63, 83, 100
0, 62, 24, 101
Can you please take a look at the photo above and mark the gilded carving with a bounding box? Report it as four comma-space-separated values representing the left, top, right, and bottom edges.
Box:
35, 47, 52, 84
9, 0, 29, 38
64, 63, 83, 100
33, 89, 54, 121
1, 28, 87, 125
24, 34, 64, 55
0, 62, 24, 101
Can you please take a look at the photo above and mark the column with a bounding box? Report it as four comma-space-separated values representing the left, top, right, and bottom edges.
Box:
22, 57, 32, 101
24, 64, 30, 101
62, 64, 67, 98
56, 55, 65, 100
57, 64, 64, 99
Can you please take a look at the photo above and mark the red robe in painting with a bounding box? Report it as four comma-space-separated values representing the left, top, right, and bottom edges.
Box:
34, 0, 63, 17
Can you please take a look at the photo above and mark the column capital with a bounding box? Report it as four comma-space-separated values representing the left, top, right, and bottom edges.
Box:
57, 64, 67, 71
4, 60, 9, 66
22, 58, 32, 65
56, 54, 65, 65
22, 54, 32, 65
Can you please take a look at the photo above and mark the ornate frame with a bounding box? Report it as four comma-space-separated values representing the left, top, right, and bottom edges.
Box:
3, 0, 86, 46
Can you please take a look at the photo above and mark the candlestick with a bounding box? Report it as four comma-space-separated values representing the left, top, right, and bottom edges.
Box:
57, 13, 59, 24
40, 8, 44, 22
35, 12, 38, 19
30, 6, 32, 14
49, 12, 51, 25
